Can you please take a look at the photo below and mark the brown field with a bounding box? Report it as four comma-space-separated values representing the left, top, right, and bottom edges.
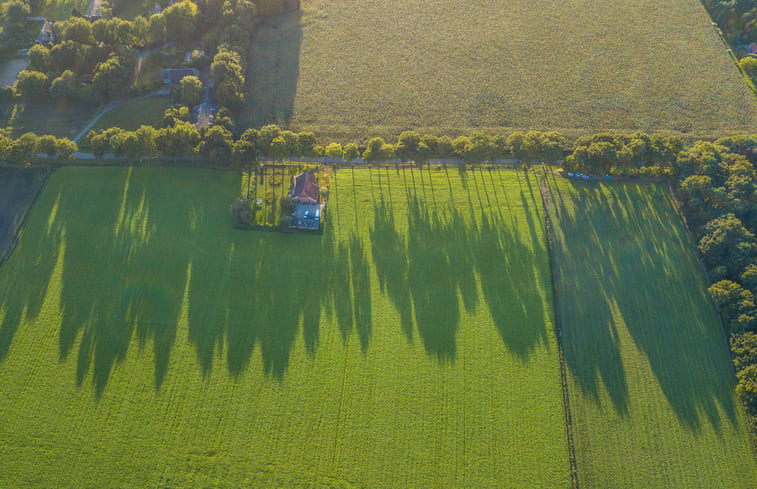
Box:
245, 0, 757, 142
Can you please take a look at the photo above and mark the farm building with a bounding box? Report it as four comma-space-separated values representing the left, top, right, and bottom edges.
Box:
288, 171, 323, 230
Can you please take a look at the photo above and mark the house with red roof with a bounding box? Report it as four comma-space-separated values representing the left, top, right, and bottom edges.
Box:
288, 171, 323, 230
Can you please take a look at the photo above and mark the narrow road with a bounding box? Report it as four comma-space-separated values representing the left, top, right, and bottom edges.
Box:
73, 89, 170, 143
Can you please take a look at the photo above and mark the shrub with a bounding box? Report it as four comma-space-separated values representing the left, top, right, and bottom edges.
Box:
731, 332, 757, 372
280, 196, 294, 214
737, 364, 757, 414
278, 215, 291, 232
230, 197, 252, 228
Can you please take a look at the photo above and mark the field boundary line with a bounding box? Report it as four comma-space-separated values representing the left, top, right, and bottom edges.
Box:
0, 166, 53, 274
539, 167, 579, 489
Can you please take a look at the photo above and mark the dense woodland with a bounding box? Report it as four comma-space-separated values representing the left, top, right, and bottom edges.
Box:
703, 0, 757, 46
0, 0, 277, 108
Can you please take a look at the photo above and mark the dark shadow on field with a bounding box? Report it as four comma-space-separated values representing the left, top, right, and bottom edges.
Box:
186, 184, 372, 380
0, 168, 185, 396
56, 168, 185, 395
245, 11, 302, 128
1, 165, 551, 391
0, 167, 49, 264
551, 179, 737, 429
369, 168, 549, 361
0, 168, 54, 363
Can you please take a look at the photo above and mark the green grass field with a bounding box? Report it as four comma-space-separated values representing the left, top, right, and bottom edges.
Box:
0, 166, 570, 487
544, 174, 757, 488
245, 0, 757, 141
0, 167, 48, 263
87, 96, 170, 134
1, 102, 99, 139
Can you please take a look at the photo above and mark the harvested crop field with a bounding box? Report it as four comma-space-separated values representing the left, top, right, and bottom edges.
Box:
544, 174, 757, 488
246, 0, 757, 141
0, 166, 570, 488
0, 167, 48, 265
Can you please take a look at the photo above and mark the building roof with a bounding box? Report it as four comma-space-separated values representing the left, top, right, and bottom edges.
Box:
290, 172, 320, 204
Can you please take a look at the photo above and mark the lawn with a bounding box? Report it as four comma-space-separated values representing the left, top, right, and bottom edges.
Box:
0, 166, 570, 487
35, 0, 89, 20
0, 102, 100, 139
87, 95, 170, 134
0, 57, 27, 87
544, 174, 757, 488
0, 167, 48, 265
245, 0, 757, 141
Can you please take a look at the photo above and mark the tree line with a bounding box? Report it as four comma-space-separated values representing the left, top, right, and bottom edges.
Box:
0, 130, 76, 163
671, 136, 757, 444
702, 0, 757, 47
81, 124, 572, 168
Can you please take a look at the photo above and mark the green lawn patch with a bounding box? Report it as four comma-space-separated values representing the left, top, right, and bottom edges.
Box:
545, 174, 757, 488
35, 0, 89, 20
0, 166, 569, 488
245, 0, 757, 141
88, 95, 170, 133
0, 57, 27, 88
0, 102, 99, 139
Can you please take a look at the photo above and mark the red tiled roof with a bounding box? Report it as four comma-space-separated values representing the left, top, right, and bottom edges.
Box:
290, 172, 320, 204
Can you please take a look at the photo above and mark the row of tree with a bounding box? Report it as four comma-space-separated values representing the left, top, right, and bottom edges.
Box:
672, 136, 757, 442
563, 132, 685, 176
0, 131, 76, 164
85, 123, 573, 168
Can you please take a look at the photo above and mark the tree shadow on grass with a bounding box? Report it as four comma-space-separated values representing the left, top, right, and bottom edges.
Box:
245, 11, 302, 127
0, 168, 189, 397
473, 213, 550, 360
186, 186, 373, 381
0, 195, 63, 364
56, 168, 186, 395
552, 179, 738, 429
370, 167, 550, 361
